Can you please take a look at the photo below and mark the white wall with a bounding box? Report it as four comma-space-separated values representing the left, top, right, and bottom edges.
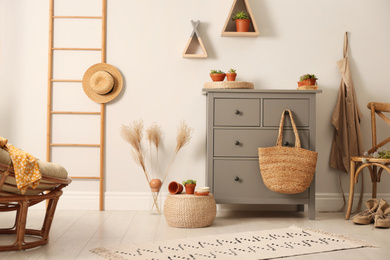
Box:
1, 0, 390, 211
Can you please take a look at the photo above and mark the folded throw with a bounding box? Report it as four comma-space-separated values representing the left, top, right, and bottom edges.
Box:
0, 137, 41, 194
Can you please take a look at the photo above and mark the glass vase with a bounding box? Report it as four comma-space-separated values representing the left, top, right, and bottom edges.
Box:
149, 190, 162, 215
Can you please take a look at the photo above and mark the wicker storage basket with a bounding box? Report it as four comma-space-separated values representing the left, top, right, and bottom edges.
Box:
163, 194, 216, 228
258, 109, 318, 194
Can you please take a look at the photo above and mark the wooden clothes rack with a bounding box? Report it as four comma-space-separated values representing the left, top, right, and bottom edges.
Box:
47, 0, 107, 210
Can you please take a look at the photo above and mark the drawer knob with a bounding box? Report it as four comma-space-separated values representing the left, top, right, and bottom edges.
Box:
234, 176, 240, 182
235, 110, 240, 115
235, 141, 240, 146
283, 141, 290, 147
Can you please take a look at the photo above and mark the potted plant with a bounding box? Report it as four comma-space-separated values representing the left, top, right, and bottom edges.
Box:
210, 70, 226, 82
232, 11, 250, 32
182, 179, 196, 194
226, 68, 237, 81
298, 74, 318, 87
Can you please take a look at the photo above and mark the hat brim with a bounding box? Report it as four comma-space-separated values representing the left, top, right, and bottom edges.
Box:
82, 63, 123, 104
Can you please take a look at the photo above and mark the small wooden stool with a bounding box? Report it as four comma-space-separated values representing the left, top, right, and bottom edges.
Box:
163, 193, 216, 228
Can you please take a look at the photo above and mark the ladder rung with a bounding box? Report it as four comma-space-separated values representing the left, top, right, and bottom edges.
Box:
51, 111, 101, 115
50, 143, 100, 147
52, 47, 102, 51
53, 16, 102, 19
51, 79, 82, 82
70, 176, 100, 180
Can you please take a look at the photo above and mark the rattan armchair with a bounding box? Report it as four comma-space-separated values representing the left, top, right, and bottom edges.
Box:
345, 102, 390, 219
0, 149, 71, 251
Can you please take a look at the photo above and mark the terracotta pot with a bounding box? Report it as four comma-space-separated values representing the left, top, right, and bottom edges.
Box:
168, 181, 183, 194
185, 184, 196, 194
210, 73, 226, 82
195, 191, 210, 196
297, 78, 316, 87
235, 19, 250, 32
149, 179, 162, 192
226, 73, 237, 81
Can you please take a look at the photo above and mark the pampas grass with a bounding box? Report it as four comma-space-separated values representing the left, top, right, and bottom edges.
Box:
121, 120, 193, 214
146, 123, 162, 178
162, 121, 193, 183
175, 121, 193, 153
120, 120, 149, 182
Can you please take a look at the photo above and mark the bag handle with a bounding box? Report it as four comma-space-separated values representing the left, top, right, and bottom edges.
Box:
276, 109, 301, 148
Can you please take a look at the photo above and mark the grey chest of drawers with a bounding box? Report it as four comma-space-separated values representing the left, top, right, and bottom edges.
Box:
203, 89, 322, 220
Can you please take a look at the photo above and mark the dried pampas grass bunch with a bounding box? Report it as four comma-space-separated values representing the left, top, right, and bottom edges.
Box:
146, 122, 162, 178
121, 120, 193, 214
175, 121, 193, 153
162, 121, 193, 183
120, 120, 148, 181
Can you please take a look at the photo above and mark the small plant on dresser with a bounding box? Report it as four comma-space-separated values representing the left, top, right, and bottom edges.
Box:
298, 74, 318, 87
210, 70, 226, 82
226, 68, 237, 81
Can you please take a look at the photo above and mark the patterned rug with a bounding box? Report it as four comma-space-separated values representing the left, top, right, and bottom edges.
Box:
91, 225, 375, 259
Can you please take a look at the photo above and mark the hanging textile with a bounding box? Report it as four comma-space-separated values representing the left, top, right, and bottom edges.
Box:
329, 32, 364, 212
330, 32, 364, 172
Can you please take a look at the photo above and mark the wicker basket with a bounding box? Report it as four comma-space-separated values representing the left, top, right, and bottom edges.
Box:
258, 109, 318, 194
163, 194, 216, 228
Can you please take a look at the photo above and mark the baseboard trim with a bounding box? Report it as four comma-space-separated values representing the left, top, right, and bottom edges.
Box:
42, 192, 390, 211
316, 193, 390, 212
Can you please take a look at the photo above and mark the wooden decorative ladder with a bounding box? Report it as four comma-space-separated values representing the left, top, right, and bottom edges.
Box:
47, 0, 107, 210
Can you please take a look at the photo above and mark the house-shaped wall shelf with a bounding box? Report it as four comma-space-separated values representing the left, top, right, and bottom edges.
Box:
183, 20, 208, 58
221, 0, 259, 37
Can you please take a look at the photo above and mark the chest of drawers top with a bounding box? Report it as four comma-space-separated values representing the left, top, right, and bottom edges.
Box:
204, 89, 321, 128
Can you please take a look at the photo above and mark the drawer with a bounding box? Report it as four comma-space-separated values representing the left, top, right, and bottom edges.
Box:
213, 159, 308, 201
263, 98, 309, 127
214, 129, 310, 157
214, 98, 260, 126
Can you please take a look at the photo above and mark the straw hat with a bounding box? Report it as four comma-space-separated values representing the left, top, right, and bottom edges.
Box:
82, 63, 123, 104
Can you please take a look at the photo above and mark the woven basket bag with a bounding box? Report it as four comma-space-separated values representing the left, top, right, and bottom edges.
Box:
258, 109, 318, 194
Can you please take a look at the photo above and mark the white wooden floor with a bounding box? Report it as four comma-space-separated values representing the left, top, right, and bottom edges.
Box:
0, 209, 388, 260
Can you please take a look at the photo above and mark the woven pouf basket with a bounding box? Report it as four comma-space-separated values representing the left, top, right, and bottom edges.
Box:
163, 193, 217, 228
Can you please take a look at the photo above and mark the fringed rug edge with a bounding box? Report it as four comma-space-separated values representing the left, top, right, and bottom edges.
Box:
291, 225, 378, 248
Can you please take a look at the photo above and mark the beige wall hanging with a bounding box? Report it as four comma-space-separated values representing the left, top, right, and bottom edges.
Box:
47, 0, 110, 210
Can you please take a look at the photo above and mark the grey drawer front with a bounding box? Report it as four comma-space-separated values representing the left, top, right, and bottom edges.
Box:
214, 159, 308, 201
215, 98, 260, 126
214, 129, 310, 157
263, 99, 309, 127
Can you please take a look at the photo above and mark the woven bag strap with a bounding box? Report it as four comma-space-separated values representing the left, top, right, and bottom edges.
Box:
276, 109, 301, 148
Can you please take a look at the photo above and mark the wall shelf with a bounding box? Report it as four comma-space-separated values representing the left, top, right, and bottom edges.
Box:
221, 0, 259, 37
183, 20, 207, 58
